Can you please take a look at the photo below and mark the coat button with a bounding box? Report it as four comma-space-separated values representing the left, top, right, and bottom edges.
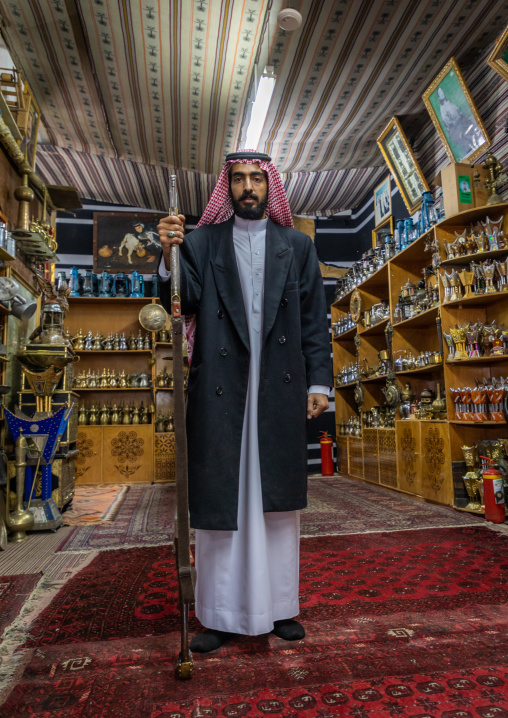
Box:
278, 336, 286, 345
219, 347, 228, 357
216, 386, 223, 396
283, 373, 291, 383
218, 309, 224, 318
280, 298, 288, 307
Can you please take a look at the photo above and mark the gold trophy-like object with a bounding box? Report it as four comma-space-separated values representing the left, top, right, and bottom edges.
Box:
461, 445, 483, 512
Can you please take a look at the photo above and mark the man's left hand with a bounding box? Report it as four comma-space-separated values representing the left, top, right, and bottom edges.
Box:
307, 393, 329, 420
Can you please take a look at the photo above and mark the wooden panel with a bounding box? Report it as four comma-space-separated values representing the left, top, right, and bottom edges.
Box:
395, 421, 421, 495
76, 427, 103, 484
337, 436, 349, 476
420, 421, 453, 506
154, 432, 175, 483
348, 437, 364, 479
363, 429, 379, 484
102, 425, 153, 483
378, 429, 397, 488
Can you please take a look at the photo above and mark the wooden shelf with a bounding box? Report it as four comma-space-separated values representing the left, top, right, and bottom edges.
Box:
0, 302, 10, 316
335, 382, 357, 389
0, 247, 15, 262
393, 305, 440, 329
75, 349, 152, 355
333, 325, 357, 340
437, 202, 508, 228
332, 287, 355, 309
355, 262, 388, 292
441, 247, 508, 266
68, 297, 153, 304
155, 387, 175, 391
155, 342, 173, 347
449, 420, 506, 426
390, 228, 433, 264
396, 363, 444, 376
73, 387, 152, 391
358, 317, 389, 336
445, 290, 508, 308
446, 354, 508, 365
362, 374, 387, 383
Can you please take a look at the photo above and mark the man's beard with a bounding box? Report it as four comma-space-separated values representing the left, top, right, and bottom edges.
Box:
231, 191, 268, 220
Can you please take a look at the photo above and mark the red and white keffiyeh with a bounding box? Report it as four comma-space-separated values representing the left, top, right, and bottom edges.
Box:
184, 150, 293, 362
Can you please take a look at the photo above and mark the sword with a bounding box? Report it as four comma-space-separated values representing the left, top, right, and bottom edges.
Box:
169, 175, 195, 680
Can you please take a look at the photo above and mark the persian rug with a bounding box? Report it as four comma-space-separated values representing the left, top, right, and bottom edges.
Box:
15, 526, 508, 647
1, 526, 508, 716
62, 485, 129, 526
301, 476, 484, 536
58, 485, 179, 551
58, 477, 484, 552
0, 575, 40, 636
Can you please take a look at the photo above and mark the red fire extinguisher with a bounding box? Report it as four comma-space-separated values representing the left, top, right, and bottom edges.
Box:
319, 431, 334, 476
481, 457, 506, 524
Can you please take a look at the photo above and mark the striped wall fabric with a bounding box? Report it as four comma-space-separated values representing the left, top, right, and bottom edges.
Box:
1, 1, 507, 216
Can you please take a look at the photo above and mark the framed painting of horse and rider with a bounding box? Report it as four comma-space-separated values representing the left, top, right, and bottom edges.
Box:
93, 211, 166, 274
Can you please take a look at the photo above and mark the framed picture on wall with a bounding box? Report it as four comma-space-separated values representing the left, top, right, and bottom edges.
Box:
372, 216, 394, 249
373, 176, 392, 228
93, 212, 166, 273
422, 57, 490, 165
17, 83, 40, 169
377, 116, 429, 214
487, 24, 508, 82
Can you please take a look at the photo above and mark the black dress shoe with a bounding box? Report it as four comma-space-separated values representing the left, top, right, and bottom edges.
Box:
272, 619, 305, 640
189, 629, 233, 653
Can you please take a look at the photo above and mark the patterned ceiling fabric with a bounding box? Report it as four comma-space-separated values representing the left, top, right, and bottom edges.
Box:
0, 0, 277, 170
258, 0, 508, 173
1, 0, 507, 215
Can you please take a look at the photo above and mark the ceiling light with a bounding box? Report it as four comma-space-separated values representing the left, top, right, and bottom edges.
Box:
244, 72, 276, 150
277, 8, 302, 31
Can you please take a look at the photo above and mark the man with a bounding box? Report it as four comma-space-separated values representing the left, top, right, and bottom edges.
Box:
157, 150, 331, 653
436, 87, 483, 159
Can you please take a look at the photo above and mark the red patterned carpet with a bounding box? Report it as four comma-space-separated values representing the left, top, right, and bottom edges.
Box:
0, 574, 40, 636
1, 526, 507, 716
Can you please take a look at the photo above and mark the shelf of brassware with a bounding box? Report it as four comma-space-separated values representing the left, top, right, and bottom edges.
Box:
332, 202, 508, 511
67, 295, 175, 486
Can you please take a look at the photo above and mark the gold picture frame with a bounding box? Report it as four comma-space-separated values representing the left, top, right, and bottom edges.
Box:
372, 216, 393, 249
17, 82, 40, 169
422, 57, 490, 165
487, 24, 508, 82
373, 175, 392, 229
377, 117, 429, 214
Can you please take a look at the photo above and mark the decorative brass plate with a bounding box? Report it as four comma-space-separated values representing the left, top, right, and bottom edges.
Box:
350, 289, 362, 324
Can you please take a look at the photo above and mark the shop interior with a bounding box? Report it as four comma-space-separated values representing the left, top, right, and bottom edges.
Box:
0, 1, 507, 715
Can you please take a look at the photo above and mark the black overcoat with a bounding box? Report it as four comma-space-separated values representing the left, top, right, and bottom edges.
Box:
159, 216, 332, 531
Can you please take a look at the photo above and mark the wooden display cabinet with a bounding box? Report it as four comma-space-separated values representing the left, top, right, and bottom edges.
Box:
333, 203, 508, 509
67, 297, 176, 485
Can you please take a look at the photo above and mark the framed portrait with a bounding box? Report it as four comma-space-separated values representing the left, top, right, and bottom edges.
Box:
487, 24, 508, 82
422, 57, 490, 165
93, 212, 166, 273
372, 216, 394, 249
17, 83, 40, 169
373, 176, 392, 228
377, 116, 429, 214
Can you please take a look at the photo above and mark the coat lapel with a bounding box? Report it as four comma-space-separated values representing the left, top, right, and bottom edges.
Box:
211, 218, 250, 353
263, 220, 293, 345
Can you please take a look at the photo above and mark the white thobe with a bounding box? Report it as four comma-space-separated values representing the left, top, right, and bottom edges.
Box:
159, 216, 329, 635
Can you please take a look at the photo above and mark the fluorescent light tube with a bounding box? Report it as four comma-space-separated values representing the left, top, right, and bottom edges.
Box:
244, 75, 276, 150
